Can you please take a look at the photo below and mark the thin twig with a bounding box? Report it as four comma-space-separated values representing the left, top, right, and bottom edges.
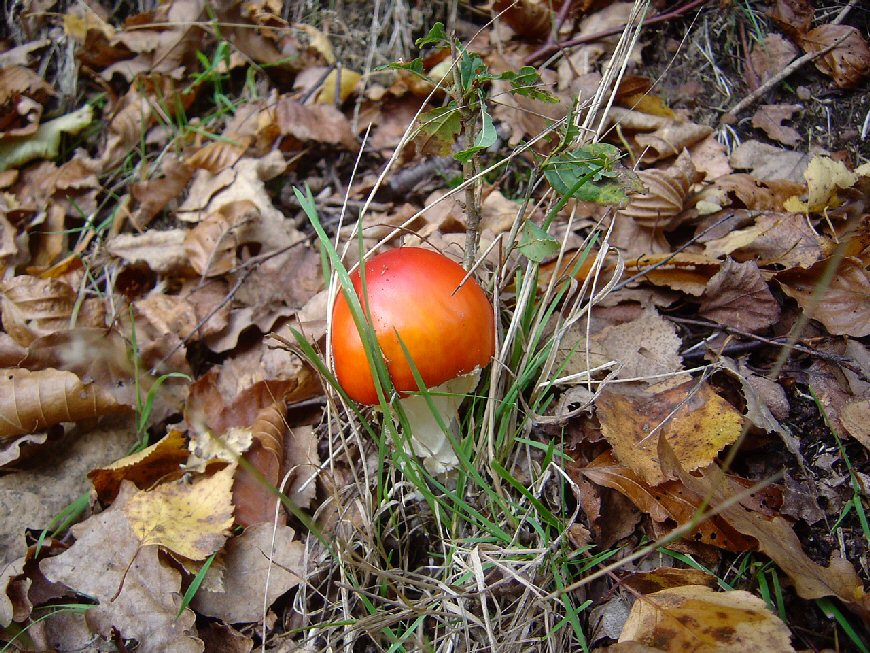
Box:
525, 0, 710, 65
720, 31, 851, 122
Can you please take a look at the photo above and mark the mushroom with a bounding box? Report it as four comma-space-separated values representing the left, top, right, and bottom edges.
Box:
331, 247, 495, 472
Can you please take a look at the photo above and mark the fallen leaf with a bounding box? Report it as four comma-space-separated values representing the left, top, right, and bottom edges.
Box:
799, 24, 870, 89
184, 200, 257, 277
699, 258, 781, 333
840, 399, 870, 450
597, 381, 744, 486
616, 152, 694, 231
621, 567, 718, 594
770, 0, 814, 39
0, 367, 129, 438
233, 401, 287, 527
192, 522, 305, 623
40, 483, 203, 652
674, 463, 866, 606
89, 430, 190, 504
0, 105, 92, 172
268, 95, 357, 150
618, 585, 795, 652
751, 105, 802, 147
130, 155, 195, 229
729, 141, 810, 184
747, 35, 798, 90
107, 229, 188, 274
783, 155, 858, 214
0, 275, 76, 345
317, 68, 362, 105
777, 257, 870, 337
124, 465, 235, 561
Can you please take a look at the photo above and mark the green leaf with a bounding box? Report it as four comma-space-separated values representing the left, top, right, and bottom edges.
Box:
416, 22, 448, 48
519, 221, 560, 263
544, 143, 636, 206
458, 51, 487, 91
454, 100, 496, 163
497, 66, 559, 103
385, 58, 426, 80
415, 103, 462, 156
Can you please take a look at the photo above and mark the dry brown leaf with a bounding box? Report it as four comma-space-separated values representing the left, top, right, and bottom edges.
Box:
597, 381, 744, 486
672, 461, 866, 606
191, 522, 305, 623
492, 0, 556, 39
233, 401, 287, 527
619, 151, 696, 231
747, 35, 798, 90
185, 136, 251, 173
591, 308, 684, 381
283, 425, 320, 509
39, 483, 203, 652
623, 253, 720, 296
125, 465, 234, 560
751, 104, 802, 147
634, 122, 713, 164
184, 200, 258, 277
130, 155, 195, 229
621, 567, 718, 595
578, 452, 757, 551
0, 275, 76, 346
98, 86, 154, 169
618, 585, 795, 652
106, 229, 188, 273
0, 368, 129, 439
699, 258, 781, 333
799, 24, 870, 89
770, 0, 814, 39
89, 430, 190, 504
777, 256, 870, 337
268, 96, 357, 150
703, 212, 826, 269
840, 399, 870, 450
729, 141, 810, 184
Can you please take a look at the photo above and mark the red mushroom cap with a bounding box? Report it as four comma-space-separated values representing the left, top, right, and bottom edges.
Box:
331, 247, 495, 405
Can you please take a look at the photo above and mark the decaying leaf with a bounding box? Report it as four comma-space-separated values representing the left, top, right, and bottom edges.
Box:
597, 381, 744, 486
799, 24, 870, 89
192, 523, 305, 623
0, 367, 130, 439
699, 258, 780, 333
124, 464, 235, 561
39, 483, 203, 653
89, 430, 190, 503
751, 105, 802, 147
618, 585, 795, 652
777, 257, 870, 337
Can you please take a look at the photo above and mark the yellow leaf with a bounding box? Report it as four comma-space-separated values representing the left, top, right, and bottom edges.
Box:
619, 585, 795, 652
124, 465, 235, 560
597, 382, 743, 485
317, 69, 362, 105
784, 156, 857, 213
295, 23, 335, 64
623, 93, 676, 119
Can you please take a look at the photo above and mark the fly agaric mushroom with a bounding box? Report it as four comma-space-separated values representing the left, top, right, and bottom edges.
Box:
331, 247, 495, 472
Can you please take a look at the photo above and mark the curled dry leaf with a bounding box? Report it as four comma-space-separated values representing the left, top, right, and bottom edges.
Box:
267, 96, 357, 150
616, 166, 691, 231
703, 212, 826, 269
623, 253, 720, 296
106, 229, 188, 274
184, 200, 258, 277
0, 367, 129, 439
0, 274, 74, 345
233, 401, 287, 528
596, 381, 744, 486
578, 451, 757, 551
799, 24, 870, 89
184, 136, 251, 173
777, 257, 870, 337
618, 585, 795, 652
699, 258, 780, 333
89, 430, 190, 504
670, 458, 866, 606
130, 155, 194, 229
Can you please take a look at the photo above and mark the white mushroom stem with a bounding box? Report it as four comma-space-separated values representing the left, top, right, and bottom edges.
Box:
393, 370, 480, 474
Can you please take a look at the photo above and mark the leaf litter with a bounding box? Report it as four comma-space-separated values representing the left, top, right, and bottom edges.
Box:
0, 0, 868, 651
